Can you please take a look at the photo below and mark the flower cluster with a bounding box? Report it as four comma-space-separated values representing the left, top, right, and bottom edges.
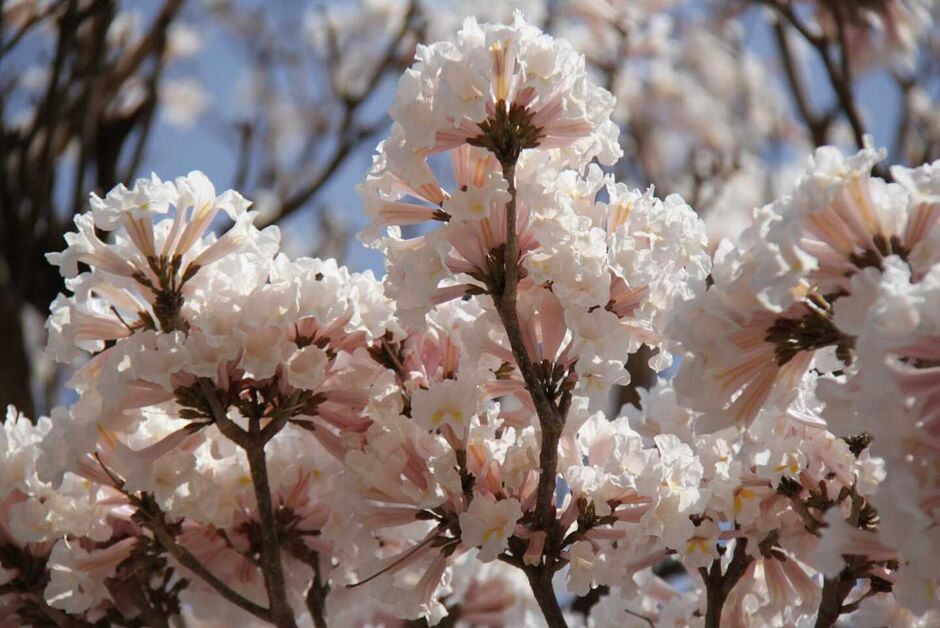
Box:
2, 10, 939, 628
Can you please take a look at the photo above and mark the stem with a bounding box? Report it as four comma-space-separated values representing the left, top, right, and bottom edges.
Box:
305, 554, 330, 628
533, 421, 562, 531
139, 502, 272, 622
492, 160, 564, 533
285, 539, 330, 628
772, 19, 829, 146
525, 567, 567, 628
245, 442, 298, 628
698, 538, 752, 628
814, 567, 856, 628
762, 0, 888, 177
197, 379, 296, 625
502, 161, 520, 305
490, 159, 568, 628
824, 4, 867, 153
701, 564, 726, 628
129, 571, 171, 628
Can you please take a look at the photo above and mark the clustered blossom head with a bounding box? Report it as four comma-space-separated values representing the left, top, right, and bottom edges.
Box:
391, 11, 621, 166
2, 10, 939, 628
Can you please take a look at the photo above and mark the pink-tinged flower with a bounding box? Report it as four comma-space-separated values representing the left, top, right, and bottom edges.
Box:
361, 139, 541, 318
44, 537, 137, 614
564, 540, 602, 596
411, 377, 481, 437
391, 12, 620, 166
458, 493, 522, 562
671, 238, 820, 432
46, 172, 270, 358
760, 142, 938, 311
678, 519, 720, 571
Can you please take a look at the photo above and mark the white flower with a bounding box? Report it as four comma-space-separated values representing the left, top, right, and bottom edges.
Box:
286, 344, 330, 391
458, 493, 523, 562
88, 172, 176, 229
442, 170, 512, 222
0, 407, 49, 498
606, 185, 710, 330
679, 519, 720, 571
390, 11, 620, 167
565, 540, 601, 596
45, 538, 137, 613
411, 377, 480, 435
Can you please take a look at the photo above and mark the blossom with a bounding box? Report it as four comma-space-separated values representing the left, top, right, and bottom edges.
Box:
45, 172, 271, 362
458, 494, 523, 562
44, 538, 137, 614
15, 9, 940, 627
565, 540, 602, 596
758, 141, 934, 311
411, 377, 481, 436
669, 231, 819, 431
392, 11, 620, 166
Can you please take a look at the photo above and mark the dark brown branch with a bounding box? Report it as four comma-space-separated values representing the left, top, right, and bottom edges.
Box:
304, 557, 329, 628
524, 567, 567, 628
772, 18, 829, 146
111, 0, 183, 87
284, 539, 330, 628
891, 74, 915, 164
814, 566, 857, 628
245, 442, 298, 628
491, 161, 564, 534
0, 1, 60, 55
196, 380, 296, 626
698, 538, 752, 628
826, 3, 867, 153
135, 501, 273, 622
488, 159, 568, 627
759, 0, 889, 178
570, 585, 610, 618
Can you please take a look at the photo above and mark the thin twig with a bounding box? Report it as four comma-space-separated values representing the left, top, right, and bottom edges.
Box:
245, 442, 298, 628
135, 502, 273, 622
266, 0, 418, 225
489, 159, 567, 627
524, 567, 567, 628
698, 537, 752, 628
827, 3, 868, 153
197, 379, 297, 626
772, 18, 829, 146
760, 0, 889, 178
285, 539, 330, 628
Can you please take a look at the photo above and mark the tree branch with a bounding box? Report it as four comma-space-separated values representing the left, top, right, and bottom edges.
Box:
698, 537, 752, 628
244, 441, 298, 628
488, 159, 568, 627
263, 0, 419, 226
197, 380, 297, 626
285, 539, 330, 628
524, 566, 567, 628
135, 498, 273, 623
491, 161, 563, 534
772, 18, 829, 146
814, 566, 857, 628
825, 3, 868, 154
759, 0, 889, 177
